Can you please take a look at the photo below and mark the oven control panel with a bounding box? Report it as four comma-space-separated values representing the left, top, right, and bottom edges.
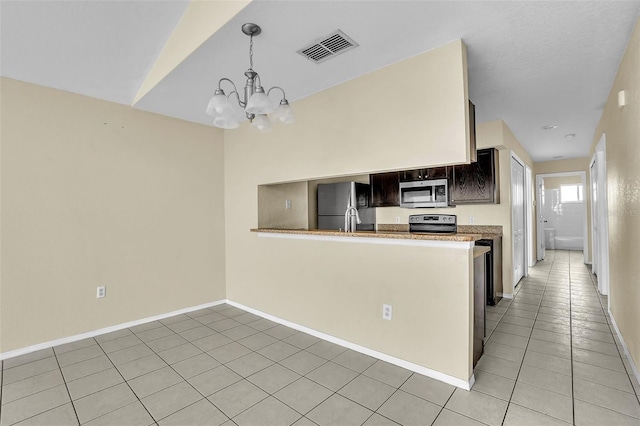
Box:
409, 214, 457, 224
409, 214, 457, 234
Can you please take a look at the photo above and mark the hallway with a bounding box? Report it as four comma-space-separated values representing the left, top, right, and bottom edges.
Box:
477, 250, 640, 424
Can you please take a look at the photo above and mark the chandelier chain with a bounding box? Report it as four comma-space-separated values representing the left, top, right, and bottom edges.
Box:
249, 34, 254, 70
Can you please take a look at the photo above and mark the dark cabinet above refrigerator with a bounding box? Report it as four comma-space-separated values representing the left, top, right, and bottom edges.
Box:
369, 172, 400, 208
449, 148, 500, 205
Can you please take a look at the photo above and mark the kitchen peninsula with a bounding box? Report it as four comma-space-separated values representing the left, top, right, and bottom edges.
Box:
247, 225, 486, 389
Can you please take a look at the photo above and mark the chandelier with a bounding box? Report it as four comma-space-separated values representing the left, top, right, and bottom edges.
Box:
205, 23, 295, 131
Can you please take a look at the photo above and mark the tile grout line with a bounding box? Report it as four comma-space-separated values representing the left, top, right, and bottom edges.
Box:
180, 308, 319, 422
212, 336, 350, 422
0, 359, 3, 424
100, 308, 245, 423
260, 340, 419, 424
275, 353, 385, 422
143, 306, 288, 422
53, 342, 83, 426
83, 308, 247, 424
430, 380, 466, 426
91, 336, 158, 425
569, 251, 576, 425
356, 369, 415, 425
500, 251, 554, 425
129, 315, 253, 424
124, 305, 335, 424
586, 261, 640, 406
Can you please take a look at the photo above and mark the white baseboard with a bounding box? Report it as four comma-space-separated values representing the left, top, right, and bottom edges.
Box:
608, 308, 640, 387
225, 300, 474, 390
0, 300, 227, 361
498, 293, 513, 299
1, 298, 474, 391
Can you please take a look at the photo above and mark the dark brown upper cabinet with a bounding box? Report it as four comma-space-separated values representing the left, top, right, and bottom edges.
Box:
398, 169, 422, 182
398, 166, 449, 182
424, 166, 449, 180
450, 148, 499, 205
370, 172, 400, 207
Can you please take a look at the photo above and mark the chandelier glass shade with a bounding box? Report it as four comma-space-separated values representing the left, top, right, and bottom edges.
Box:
206, 23, 295, 131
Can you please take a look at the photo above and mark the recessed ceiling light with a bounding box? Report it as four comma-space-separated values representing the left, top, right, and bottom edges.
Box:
553, 156, 564, 159
564, 133, 576, 140
542, 125, 558, 130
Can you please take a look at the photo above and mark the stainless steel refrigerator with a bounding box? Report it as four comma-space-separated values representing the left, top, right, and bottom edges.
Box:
317, 182, 376, 231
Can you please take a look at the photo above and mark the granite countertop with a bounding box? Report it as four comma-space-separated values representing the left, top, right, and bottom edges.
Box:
377, 224, 502, 239
457, 225, 503, 238
251, 228, 483, 242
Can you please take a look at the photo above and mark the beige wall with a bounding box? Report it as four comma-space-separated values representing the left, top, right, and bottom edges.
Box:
225, 41, 477, 381
589, 18, 640, 371
258, 182, 309, 229
377, 120, 535, 296
0, 78, 226, 353
231, 39, 471, 187
535, 158, 590, 175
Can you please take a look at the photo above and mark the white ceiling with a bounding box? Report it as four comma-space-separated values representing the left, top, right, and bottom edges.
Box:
0, 0, 188, 105
2, 1, 639, 162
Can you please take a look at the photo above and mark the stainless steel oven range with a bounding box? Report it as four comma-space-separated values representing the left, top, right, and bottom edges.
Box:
409, 214, 457, 234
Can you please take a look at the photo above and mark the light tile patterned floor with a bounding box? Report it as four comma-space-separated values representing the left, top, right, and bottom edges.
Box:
1, 249, 639, 425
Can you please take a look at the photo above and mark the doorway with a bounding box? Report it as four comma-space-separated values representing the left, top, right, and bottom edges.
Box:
535, 172, 589, 263
590, 134, 610, 297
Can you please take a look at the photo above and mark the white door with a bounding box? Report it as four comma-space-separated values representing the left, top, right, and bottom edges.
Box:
592, 135, 610, 296
590, 157, 598, 277
536, 178, 546, 261
526, 166, 535, 267
511, 156, 526, 286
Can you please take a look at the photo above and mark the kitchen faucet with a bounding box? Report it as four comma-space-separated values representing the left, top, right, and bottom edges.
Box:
344, 204, 361, 233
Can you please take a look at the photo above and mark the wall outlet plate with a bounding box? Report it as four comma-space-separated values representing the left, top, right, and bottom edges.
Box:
382, 304, 393, 320
97, 286, 106, 298
395, 217, 400, 224
469, 216, 475, 224
285, 199, 291, 209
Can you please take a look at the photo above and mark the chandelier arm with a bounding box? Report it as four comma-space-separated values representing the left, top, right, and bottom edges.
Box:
228, 90, 245, 108
267, 86, 287, 100
218, 78, 239, 92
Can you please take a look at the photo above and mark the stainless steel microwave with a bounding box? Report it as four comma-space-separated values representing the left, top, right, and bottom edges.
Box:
399, 179, 449, 208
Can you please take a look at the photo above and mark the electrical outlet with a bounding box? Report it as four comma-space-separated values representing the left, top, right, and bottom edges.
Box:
469, 216, 475, 224
382, 304, 393, 320
285, 199, 291, 210
96, 286, 106, 298
395, 217, 400, 224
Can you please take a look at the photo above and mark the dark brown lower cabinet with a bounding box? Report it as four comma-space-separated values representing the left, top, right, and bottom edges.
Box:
450, 148, 499, 205
370, 172, 399, 207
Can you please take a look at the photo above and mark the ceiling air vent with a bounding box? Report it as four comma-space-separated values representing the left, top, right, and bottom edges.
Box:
297, 30, 358, 64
